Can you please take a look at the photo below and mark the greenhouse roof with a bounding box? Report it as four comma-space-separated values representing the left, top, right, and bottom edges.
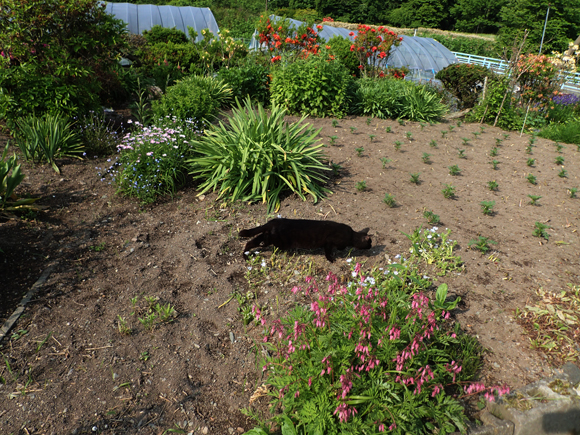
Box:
102, 2, 219, 43
251, 17, 458, 78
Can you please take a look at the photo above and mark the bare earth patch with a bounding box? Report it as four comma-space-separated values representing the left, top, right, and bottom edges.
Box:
1, 116, 579, 434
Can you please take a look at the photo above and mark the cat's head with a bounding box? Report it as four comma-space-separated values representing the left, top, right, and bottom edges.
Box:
354, 228, 372, 249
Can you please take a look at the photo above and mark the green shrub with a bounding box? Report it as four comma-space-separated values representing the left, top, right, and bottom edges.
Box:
101, 118, 194, 204
246, 260, 504, 434
75, 111, 125, 156
187, 97, 330, 213
14, 114, 84, 173
151, 75, 232, 129
270, 55, 354, 118
0, 0, 127, 123
326, 35, 361, 77
538, 121, 580, 144
142, 25, 188, 45
415, 31, 501, 58
435, 64, 496, 109
354, 78, 447, 122
467, 78, 522, 130
217, 60, 270, 106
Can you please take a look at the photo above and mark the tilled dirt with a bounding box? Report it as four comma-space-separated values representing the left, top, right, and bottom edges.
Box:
1, 116, 579, 435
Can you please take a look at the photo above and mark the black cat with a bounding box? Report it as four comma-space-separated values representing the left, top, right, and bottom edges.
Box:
239, 218, 372, 262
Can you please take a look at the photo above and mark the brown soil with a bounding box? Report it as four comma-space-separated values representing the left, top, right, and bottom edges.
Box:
1, 116, 579, 435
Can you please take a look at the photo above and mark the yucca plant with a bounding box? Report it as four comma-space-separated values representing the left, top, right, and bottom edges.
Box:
14, 113, 83, 173
187, 97, 330, 213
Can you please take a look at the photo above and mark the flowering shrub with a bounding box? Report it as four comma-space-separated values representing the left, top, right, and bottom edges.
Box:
516, 54, 560, 104
256, 15, 324, 63
349, 25, 403, 78
247, 260, 509, 434
98, 118, 195, 204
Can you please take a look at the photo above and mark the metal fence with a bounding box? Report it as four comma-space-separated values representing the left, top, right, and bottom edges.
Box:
452, 51, 580, 94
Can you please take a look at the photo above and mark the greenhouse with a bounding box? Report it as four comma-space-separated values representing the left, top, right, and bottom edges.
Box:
102, 2, 220, 43
251, 16, 458, 80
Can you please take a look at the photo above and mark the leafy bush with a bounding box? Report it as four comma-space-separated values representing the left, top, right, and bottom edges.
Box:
326, 35, 361, 77
354, 78, 447, 122
75, 111, 125, 157
187, 98, 330, 212
0, 0, 127, 123
217, 60, 270, 106
538, 121, 580, 144
137, 42, 200, 89
435, 64, 496, 109
467, 78, 522, 130
100, 118, 195, 204
246, 259, 505, 434
142, 25, 188, 45
270, 55, 354, 118
14, 114, 84, 173
151, 75, 232, 129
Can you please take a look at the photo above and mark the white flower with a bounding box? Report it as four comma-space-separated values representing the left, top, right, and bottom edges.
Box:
395, 254, 401, 259
346, 258, 352, 263
248, 266, 252, 271
393, 271, 399, 275
261, 261, 267, 268
351, 271, 357, 278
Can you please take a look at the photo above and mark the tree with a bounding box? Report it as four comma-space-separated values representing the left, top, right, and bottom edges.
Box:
388, 0, 455, 30
451, 0, 507, 34
0, 0, 127, 121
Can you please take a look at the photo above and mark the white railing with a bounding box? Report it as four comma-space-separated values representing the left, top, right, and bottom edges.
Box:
452, 51, 580, 94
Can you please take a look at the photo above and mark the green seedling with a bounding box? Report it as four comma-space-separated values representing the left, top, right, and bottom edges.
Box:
528, 194, 542, 205
526, 173, 537, 185
441, 130, 448, 138
461, 137, 470, 145
394, 141, 402, 151
420, 122, 426, 131
457, 121, 463, 127
410, 173, 420, 184
117, 316, 131, 335
448, 125, 454, 132
503, 133, 510, 140
423, 210, 440, 224
356, 180, 367, 191
406, 131, 413, 140
568, 187, 578, 198
490, 147, 498, 157
527, 158, 535, 167
331, 162, 342, 176
555, 156, 564, 165
495, 138, 503, 146
398, 119, 405, 126
558, 168, 567, 178
383, 193, 396, 207
472, 131, 480, 138
529, 135, 537, 145
355, 147, 364, 157
468, 236, 497, 253
525, 145, 533, 154
555, 142, 564, 153
449, 165, 461, 176
491, 160, 499, 170
487, 180, 499, 191
385, 126, 391, 133
366, 118, 372, 126
533, 222, 550, 241
88, 242, 106, 252
458, 149, 466, 158
369, 134, 376, 142
331, 119, 339, 128
36, 332, 51, 353
380, 157, 391, 169
480, 200, 495, 216
350, 126, 357, 134
441, 183, 456, 199
139, 351, 150, 362
480, 126, 486, 133
329, 135, 338, 145
429, 139, 438, 148
422, 152, 431, 163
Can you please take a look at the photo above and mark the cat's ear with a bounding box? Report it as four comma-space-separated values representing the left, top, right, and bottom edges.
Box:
359, 228, 370, 234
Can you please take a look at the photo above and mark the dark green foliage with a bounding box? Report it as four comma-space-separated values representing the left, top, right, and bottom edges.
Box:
270, 55, 354, 118
326, 35, 361, 77
142, 25, 189, 44
538, 121, 580, 145
151, 75, 232, 128
436, 64, 495, 109
468, 236, 497, 253
0, 0, 127, 123
217, 59, 270, 106
467, 78, 522, 131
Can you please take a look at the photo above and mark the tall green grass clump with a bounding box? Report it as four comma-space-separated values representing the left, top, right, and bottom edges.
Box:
13, 113, 84, 173
151, 75, 232, 129
354, 78, 447, 122
270, 54, 354, 118
538, 121, 580, 145
187, 98, 330, 212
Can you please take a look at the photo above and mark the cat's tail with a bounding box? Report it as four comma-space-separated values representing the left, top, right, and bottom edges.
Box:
239, 224, 266, 238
